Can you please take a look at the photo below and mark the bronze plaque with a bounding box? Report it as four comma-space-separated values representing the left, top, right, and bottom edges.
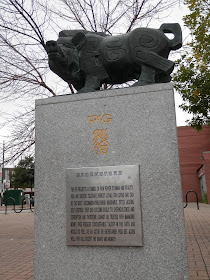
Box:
66, 165, 142, 246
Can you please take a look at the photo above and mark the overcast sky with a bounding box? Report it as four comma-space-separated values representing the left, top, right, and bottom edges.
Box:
0, 1, 192, 164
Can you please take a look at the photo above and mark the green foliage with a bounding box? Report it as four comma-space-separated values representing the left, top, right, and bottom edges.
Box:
173, 0, 210, 130
202, 192, 208, 204
11, 155, 34, 189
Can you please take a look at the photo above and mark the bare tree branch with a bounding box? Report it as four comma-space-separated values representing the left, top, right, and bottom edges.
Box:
0, 0, 184, 163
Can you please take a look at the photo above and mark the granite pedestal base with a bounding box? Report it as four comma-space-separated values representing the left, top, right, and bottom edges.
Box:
35, 83, 189, 280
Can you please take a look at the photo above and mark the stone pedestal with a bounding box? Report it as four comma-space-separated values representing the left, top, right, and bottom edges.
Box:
35, 83, 189, 280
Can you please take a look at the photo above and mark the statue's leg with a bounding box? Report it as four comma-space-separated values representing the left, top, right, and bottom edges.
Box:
77, 62, 108, 93
155, 71, 172, 83
130, 45, 174, 86
132, 65, 155, 86
77, 75, 101, 93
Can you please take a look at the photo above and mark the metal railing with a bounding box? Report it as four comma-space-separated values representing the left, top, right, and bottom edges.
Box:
5, 197, 34, 214
184, 190, 199, 210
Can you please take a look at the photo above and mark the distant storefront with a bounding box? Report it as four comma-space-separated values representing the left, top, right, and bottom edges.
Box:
178, 125, 210, 203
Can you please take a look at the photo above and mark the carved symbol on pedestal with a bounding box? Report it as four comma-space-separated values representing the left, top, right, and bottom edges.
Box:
92, 129, 110, 155
88, 114, 112, 155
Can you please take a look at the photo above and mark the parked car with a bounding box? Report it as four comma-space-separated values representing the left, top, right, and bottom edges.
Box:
24, 194, 30, 204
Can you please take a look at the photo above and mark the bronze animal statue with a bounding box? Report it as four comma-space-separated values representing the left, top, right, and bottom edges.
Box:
46, 23, 182, 93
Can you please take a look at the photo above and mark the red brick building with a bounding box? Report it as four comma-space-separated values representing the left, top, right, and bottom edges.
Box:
177, 125, 210, 203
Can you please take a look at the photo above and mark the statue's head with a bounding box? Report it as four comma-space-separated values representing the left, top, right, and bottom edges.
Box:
45, 37, 83, 90
46, 37, 76, 64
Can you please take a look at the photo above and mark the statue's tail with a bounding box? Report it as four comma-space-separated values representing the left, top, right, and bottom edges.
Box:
159, 23, 182, 50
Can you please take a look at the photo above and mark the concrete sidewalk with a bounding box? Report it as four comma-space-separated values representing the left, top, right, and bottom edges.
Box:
0, 203, 210, 280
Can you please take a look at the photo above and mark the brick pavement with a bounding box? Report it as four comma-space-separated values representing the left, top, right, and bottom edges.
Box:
184, 203, 210, 280
0, 211, 34, 280
0, 203, 210, 280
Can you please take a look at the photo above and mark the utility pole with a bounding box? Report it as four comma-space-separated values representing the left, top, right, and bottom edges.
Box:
2, 141, 5, 177
2, 141, 5, 184
1, 141, 5, 206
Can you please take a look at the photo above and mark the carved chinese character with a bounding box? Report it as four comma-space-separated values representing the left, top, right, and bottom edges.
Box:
93, 129, 110, 155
